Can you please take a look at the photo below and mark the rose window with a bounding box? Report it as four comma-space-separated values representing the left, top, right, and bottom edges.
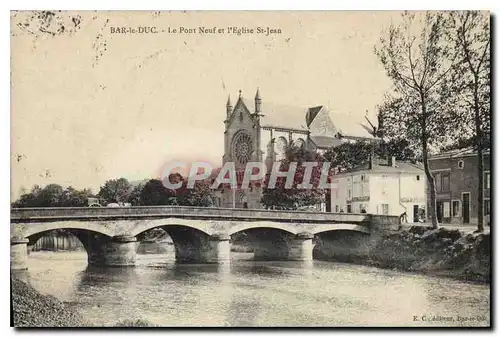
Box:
232, 132, 253, 165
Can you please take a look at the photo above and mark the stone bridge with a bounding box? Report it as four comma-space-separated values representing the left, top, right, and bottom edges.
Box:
10, 206, 400, 270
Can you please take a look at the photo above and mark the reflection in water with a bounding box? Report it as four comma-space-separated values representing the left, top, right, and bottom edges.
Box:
19, 251, 490, 327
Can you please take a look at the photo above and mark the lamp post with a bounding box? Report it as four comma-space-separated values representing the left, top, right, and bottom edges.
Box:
232, 187, 236, 208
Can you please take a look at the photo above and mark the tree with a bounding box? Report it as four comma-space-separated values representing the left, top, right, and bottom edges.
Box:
139, 179, 176, 206
178, 179, 215, 207
36, 184, 64, 207
59, 186, 94, 207
128, 182, 145, 206
445, 11, 490, 232
323, 137, 417, 172
323, 142, 373, 172
97, 178, 132, 205
12, 184, 95, 207
261, 145, 328, 210
12, 185, 42, 207
375, 12, 458, 228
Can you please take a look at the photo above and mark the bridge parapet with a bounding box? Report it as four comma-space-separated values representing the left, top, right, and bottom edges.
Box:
11, 206, 373, 224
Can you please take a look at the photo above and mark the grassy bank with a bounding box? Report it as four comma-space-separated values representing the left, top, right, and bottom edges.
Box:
315, 226, 491, 283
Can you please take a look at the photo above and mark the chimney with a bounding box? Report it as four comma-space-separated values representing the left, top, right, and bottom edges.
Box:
368, 154, 374, 170
390, 156, 396, 167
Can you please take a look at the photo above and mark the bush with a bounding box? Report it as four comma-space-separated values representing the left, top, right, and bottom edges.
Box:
115, 318, 156, 327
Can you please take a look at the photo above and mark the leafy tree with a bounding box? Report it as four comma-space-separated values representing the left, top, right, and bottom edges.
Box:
323, 142, 373, 172
445, 11, 490, 232
139, 179, 176, 206
440, 133, 490, 152
178, 179, 215, 207
97, 178, 132, 204
375, 11, 458, 228
128, 183, 145, 206
261, 145, 328, 210
12, 184, 95, 207
36, 184, 64, 207
59, 186, 94, 207
12, 185, 42, 207
323, 137, 417, 172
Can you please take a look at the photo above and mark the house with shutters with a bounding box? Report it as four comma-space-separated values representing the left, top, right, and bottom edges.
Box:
329, 156, 426, 222
428, 148, 491, 226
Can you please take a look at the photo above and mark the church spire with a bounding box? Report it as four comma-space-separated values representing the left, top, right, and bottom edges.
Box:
226, 94, 232, 118
254, 87, 262, 114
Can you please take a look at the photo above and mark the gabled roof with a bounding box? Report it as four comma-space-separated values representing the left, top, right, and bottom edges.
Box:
236, 96, 375, 139
429, 147, 491, 160
306, 106, 323, 127
240, 97, 309, 131
337, 158, 424, 175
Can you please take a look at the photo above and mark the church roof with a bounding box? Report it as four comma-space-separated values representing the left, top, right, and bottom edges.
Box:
237, 96, 375, 139
240, 97, 309, 131
306, 106, 323, 127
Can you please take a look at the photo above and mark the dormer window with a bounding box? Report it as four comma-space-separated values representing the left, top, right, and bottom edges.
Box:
458, 160, 464, 169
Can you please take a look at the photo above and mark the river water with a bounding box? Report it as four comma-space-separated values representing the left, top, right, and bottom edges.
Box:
15, 251, 490, 327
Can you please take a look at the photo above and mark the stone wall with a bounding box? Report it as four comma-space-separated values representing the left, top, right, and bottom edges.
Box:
314, 226, 490, 282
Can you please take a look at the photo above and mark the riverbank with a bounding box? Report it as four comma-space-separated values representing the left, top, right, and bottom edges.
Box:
11, 277, 157, 327
315, 226, 490, 283
11, 277, 87, 327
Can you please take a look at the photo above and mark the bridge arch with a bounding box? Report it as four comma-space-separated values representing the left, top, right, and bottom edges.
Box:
12, 223, 116, 269
132, 220, 215, 263
19, 221, 115, 239
228, 222, 298, 236
229, 223, 300, 261
25, 228, 111, 255
129, 219, 213, 237
311, 224, 370, 235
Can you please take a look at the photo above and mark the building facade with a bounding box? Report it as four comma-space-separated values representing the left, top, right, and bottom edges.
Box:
217, 89, 375, 209
428, 149, 491, 225
330, 156, 426, 222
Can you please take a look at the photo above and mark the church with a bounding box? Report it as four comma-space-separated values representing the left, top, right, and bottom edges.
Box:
217, 88, 376, 209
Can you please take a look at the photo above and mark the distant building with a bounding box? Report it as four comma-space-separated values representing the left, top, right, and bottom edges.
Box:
218, 88, 375, 209
428, 148, 490, 225
330, 156, 426, 222
87, 197, 101, 207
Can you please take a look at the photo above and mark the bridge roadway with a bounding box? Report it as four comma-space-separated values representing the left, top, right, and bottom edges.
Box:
10, 206, 400, 270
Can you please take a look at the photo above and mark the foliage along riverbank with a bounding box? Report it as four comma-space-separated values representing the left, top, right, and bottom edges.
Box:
314, 226, 490, 283
11, 277, 155, 327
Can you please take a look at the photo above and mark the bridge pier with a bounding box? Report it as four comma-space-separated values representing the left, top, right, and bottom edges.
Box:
288, 233, 314, 261
88, 235, 137, 267
206, 234, 230, 264
254, 241, 289, 260
11, 238, 29, 270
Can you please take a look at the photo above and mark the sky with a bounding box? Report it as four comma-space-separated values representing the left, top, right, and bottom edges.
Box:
10, 10, 404, 199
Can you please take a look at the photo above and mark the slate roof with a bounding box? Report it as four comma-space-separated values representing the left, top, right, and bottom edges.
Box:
306, 106, 323, 127
429, 147, 491, 159
241, 97, 309, 131
237, 97, 374, 139
338, 158, 424, 175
